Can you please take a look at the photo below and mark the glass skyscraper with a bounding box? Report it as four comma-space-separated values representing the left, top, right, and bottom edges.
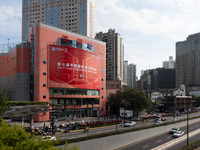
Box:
22, 0, 95, 41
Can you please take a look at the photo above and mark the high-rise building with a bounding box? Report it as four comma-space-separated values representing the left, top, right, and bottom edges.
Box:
123, 60, 136, 88
95, 29, 124, 81
22, 0, 95, 41
162, 56, 175, 69
140, 68, 175, 90
123, 60, 128, 84
176, 33, 200, 93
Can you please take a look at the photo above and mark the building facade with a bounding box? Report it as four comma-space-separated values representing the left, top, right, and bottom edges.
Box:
176, 33, 200, 93
0, 23, 106, 121
95, 29, 124, 81
123, 60, 128, 84
139, 68, 175, 90
22, 0, 95, 41
162, 56, 175, 69
123, 60, 136, 88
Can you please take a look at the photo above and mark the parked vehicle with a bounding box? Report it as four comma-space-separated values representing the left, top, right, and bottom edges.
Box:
173, 131, 184, 137
169, 128, 180, 134
124, 121, 136, 127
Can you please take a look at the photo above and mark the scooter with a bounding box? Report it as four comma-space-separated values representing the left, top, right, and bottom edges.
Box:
84, 127, 89, 132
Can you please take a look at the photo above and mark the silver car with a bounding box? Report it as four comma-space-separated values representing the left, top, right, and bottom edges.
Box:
124, 121, 136, 127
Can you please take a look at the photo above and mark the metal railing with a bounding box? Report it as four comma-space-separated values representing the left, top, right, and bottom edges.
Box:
0, 43, 20, 53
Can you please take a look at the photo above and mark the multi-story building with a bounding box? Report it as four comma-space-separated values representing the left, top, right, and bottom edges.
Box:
0, 23, 106, 121
95, 29, 124, 81
22, 0, 95, 41
162, 56, 175, 69
176, 33, 200, 94
164, 96, 193, 113
123, 60, 136, 88
123, 60, 128, 84
139, 68, 175, 90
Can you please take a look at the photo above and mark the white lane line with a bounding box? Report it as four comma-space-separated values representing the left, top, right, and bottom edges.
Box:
151, 128, 200, 150
156, 140, 161, 143
143, 145, 149, 148
167, 136, 171, 139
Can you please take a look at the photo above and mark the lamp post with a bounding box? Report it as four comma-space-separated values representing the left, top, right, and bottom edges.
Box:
187, 107, 189, 146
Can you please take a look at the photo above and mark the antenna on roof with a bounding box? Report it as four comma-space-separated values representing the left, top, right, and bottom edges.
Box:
7, 38, 10, 52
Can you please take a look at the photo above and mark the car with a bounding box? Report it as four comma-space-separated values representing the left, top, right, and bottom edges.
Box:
124, 121, 136, 127
153, 121, 163, 125
42, 135, 57, 141
173, 131, 184, 137
169, 128, 180, 134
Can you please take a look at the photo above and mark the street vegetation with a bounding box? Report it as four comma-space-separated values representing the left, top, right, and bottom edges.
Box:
0, 89, 79, 150
107, 85, 153, 116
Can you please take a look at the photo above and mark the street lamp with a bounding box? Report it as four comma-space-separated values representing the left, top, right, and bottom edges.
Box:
187, 107, 189, 146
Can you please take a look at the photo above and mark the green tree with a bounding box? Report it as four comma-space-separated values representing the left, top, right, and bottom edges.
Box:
192, 95, 200, 107
0, 122, 79, 150
107, 90, 123, 115
0, 89, 9, 118
107, 85, 152, 116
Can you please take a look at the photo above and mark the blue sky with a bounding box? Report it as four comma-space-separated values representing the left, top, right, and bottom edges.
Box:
1, 0, 200, 77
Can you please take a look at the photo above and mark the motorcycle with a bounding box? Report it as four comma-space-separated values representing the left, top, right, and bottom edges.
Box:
84, 127, 89, 132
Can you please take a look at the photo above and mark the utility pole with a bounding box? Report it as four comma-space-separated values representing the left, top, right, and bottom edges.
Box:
187, 107, 189, 146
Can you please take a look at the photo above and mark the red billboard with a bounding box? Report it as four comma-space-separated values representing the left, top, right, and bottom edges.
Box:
48, 44, 101, 89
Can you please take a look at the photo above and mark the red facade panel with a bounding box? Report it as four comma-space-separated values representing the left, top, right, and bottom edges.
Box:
27, 24, 106, 121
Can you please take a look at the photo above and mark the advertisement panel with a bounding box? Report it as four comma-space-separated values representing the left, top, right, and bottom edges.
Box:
48, 44, 100, 89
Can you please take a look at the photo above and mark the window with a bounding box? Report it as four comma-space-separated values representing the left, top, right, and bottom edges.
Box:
43, 61, 46, 64
43, 72, 46, 76
43, 96, 46, 99
43, 84, 46, 87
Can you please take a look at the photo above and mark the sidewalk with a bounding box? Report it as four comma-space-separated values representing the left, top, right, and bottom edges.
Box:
5, 116, 109, 128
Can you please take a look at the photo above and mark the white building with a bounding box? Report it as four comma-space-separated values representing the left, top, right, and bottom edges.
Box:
173, 84, 186, 96
162, 56, 175, 69
150, 91, 163, 103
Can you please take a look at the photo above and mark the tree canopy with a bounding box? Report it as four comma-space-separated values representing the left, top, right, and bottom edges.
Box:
107, 85, 152, 116
0, 121, 79, 150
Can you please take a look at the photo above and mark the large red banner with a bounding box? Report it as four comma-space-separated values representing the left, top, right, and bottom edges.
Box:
48, 44, 101, 89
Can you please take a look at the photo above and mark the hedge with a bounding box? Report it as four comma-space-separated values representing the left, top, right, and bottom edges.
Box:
7, 101, 49, 106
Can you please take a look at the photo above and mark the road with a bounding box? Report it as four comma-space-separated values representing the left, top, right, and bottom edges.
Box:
56, 112, 200, 141
116, 118, 200, 150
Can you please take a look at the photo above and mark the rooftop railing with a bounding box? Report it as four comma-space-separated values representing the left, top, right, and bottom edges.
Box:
0, 43, 20, 53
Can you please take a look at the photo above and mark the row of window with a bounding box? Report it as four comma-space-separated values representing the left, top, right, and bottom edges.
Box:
24, 2, 78, 10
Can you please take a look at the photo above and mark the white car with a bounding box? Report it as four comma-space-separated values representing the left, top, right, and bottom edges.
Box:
42, 135, 57, 141
124, 121, 136, 127
173, 131, 184, 137
153, 121, 163, 125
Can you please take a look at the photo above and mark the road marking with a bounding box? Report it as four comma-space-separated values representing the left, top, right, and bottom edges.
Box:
190, 128, 193, 130
143, 145, 149, 148
196, 125, 198, 128
156, 140, 161, 143
151, 128, 200, 150
167, 136, 171, 139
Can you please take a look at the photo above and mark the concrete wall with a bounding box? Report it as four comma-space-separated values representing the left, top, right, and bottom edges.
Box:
57, 118, 200, 150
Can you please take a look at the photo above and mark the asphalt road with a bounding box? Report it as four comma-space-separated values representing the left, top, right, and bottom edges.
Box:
56, 112, 200, 141
116, 119, 200, 150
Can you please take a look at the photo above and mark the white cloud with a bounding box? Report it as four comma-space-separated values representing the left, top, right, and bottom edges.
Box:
0, 3, 22, 36
95, 0, 200, 77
